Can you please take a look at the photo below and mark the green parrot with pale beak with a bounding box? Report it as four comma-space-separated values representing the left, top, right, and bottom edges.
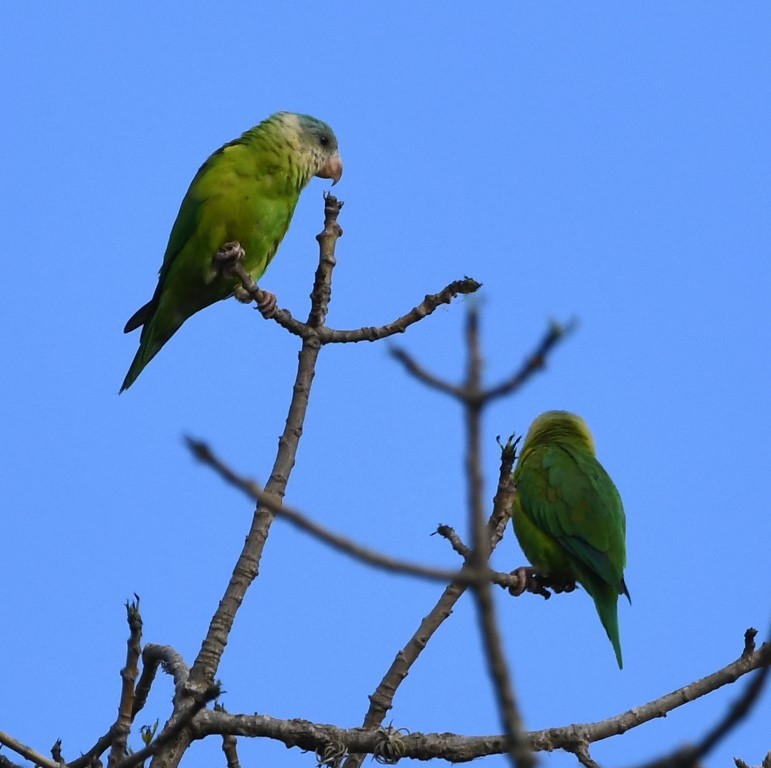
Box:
122, 112, 342, 391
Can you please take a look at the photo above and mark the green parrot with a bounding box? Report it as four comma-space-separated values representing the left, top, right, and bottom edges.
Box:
121, 111, 343, 391
512, 410, 630, 668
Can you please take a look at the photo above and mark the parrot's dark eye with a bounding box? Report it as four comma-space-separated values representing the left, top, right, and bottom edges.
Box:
319, 135, 329, 146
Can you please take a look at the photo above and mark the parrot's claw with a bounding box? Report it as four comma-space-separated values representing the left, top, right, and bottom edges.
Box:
257, 290, 277, 318
507, 567, 576, 600
550, 579, 577, 594
507, 567, 547, 598
213, 241, 246, 278
233, 286, 252, 303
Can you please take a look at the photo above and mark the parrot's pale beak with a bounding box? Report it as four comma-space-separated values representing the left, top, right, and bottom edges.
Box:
316, 152, 343, 186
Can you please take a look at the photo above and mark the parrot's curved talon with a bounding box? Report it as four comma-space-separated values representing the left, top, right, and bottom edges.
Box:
530, 575, 553, 600
508, 566, 537, 597
213, 241, 246, 277
257, 290, 278, 318
508, 567, 563, 600
233, 285, 252, 303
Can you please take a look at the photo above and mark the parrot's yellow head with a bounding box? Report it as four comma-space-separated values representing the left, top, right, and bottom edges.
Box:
523, 410, 596, 455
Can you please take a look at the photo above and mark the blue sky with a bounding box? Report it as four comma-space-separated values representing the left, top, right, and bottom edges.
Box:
2, 3, 769, 767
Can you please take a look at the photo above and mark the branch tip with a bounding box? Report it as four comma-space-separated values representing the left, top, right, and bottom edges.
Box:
742, 627, 758, 657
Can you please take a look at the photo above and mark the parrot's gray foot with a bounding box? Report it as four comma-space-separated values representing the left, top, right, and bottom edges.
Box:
508, 567, 548, 598
507, 567, 575, 600
233, 286, 252, 303
213, 240, 276, 316
213, 241, 246, 278
257, 290, 277, 317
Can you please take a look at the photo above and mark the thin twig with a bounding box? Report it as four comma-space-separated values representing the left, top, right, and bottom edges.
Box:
483, 319, 576, 404
634, 628, 771, 768
392, 317, 573, 406
225, 231, 479, 343
435, 524, 472, 558
526, 634, 771, 755
573, 742, 602, 768
107, 598, 143, 768
135, 644, 191, 716
221, 734, 241, 768
390, 347, 465, 398
215, 704, 242, 768
317, 277, 481, 343
187, 436, 535, 590
69, 733, 111, 768
0, 731, 59, 768
465, 306, 487, 561
187, 437, 490, 584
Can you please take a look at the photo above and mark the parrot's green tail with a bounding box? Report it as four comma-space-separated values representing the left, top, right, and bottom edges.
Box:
120, 343, 158, 392
588, 583, 624, 669
120, 307, 180, 392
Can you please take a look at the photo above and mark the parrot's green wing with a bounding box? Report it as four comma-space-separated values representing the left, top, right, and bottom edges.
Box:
518, 443, 627, 590
123, 141, 243, 334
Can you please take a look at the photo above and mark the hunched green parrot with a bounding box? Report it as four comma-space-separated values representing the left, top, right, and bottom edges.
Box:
512, 410, 630, 668
121, 111, 343, 391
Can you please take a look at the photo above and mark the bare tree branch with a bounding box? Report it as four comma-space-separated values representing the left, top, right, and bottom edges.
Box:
573, 742, 603, 768
185, 195, 344, 699
0, 754, 25, 768
341, 439, 519, 768
392, 316, 573, 406
71, 643, 194, 768
107, 598, 143, 768
317, 277, 481, 343
4, 181, 753, 768
460, 307, 532, 768
228, 253, 480, 344
187, 437, 489, 583
0, 731, 59, 768
139, 199, 344, 768
187, 633, 769, 762
634, 628, 771, 768
435, 523, 472, 558
150, 195, 478, 768
51, 739, 64, 765
390, 346, 466, 397
214, 704, 241, 768
185, 438, 547, 594
117, 683, 219, 768
221, 733, 241, 768
483, 318, 576, 403
527, 633, 771, 756
135, 644, 191, 716
221, 222, 479, 345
